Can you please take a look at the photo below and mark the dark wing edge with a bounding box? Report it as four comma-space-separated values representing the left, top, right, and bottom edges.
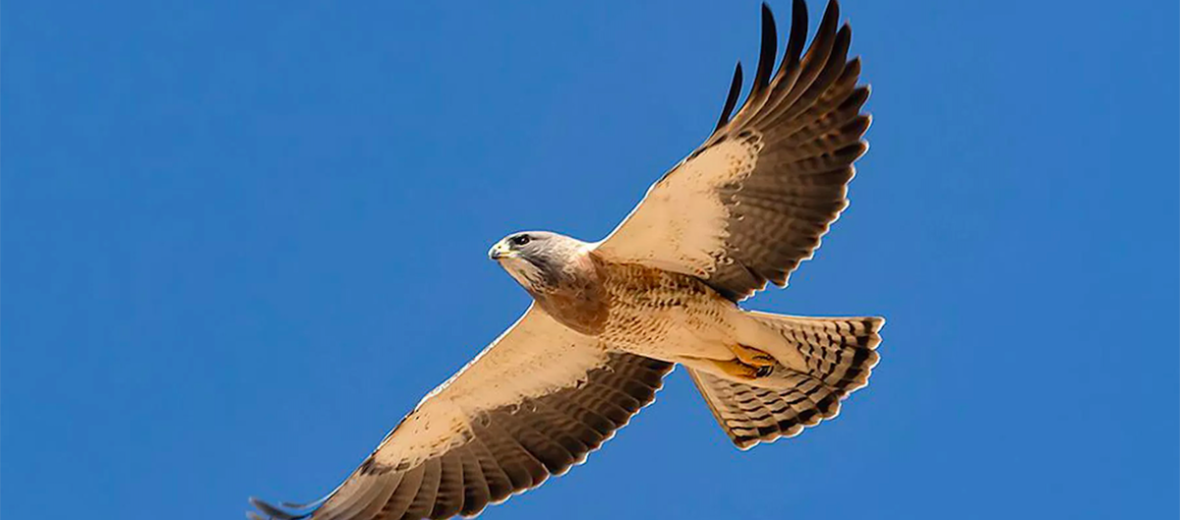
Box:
248, 354, 673, 520
703, 0, 871, 301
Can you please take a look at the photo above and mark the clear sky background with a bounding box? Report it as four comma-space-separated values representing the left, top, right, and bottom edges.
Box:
4, 1, 1177, 519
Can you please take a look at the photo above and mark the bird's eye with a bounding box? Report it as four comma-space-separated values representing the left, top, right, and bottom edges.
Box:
511, 235, 531, 246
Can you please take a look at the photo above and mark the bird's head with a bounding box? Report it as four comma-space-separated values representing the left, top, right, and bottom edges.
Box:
489, 231, 587, 293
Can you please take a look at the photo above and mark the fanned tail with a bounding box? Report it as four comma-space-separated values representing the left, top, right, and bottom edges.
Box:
691, 313, 883, 449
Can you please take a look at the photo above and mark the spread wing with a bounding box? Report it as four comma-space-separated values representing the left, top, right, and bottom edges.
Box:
594, 0, 870, 301
249, 305, 672, 520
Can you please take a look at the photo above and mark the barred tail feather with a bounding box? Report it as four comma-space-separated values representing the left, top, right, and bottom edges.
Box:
749, 312, 883, 392
691, 313, 883, 449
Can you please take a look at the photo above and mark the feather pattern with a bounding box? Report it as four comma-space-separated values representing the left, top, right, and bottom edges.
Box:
249, 307, 672, 520
689, 314, 882, 448
596, 0, 871, 301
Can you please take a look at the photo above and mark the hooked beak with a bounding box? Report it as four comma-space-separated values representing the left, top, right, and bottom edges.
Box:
488, 242, 515, 261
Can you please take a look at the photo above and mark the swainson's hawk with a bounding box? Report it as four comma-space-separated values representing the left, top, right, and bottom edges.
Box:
251, 1, 883, 518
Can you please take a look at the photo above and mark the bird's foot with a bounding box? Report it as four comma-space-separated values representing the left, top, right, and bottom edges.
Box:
731, 344, 777, 376
703, 357, 774, 381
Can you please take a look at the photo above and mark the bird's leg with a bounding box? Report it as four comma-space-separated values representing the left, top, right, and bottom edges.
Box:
680, 355, 770, 381
702, 358, 761, 380
730, 344, 776, 377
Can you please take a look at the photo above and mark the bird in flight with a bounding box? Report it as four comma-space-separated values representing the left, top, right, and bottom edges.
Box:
251, 1, 882, 518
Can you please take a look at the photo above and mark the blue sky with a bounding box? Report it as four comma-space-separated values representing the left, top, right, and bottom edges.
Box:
3, 1, 1177, 518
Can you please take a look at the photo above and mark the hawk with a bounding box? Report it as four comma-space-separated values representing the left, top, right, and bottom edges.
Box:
251, 1, 883, 518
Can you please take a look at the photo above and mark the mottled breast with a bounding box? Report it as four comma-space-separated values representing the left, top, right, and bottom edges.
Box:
594, 259, 732, 349
530, 252, 731, 344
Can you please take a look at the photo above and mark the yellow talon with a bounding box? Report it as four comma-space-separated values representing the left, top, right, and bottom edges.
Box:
698, 358, 765, 381
731, 344, 776, 369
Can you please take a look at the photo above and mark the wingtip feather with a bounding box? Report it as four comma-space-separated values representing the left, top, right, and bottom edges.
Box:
782, 0, 809, 72
249, 497, 314, 520
714, 62, 744, 131
752, 3, 779, 95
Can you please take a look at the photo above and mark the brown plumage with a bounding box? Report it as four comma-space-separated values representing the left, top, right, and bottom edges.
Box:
690, 314, 883, 449
598, 0, 870, 302
250, 1, 883, 519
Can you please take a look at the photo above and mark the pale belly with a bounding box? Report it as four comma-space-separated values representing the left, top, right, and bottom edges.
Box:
595, 264, 739, 363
